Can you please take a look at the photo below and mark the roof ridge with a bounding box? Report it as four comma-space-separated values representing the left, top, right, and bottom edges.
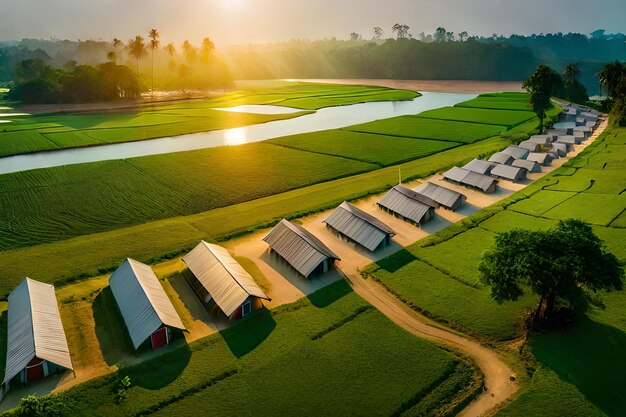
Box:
125, 258, 182, 329
201, 241, 267, 299
282, 220, 339, 260
338, 202, 395, 235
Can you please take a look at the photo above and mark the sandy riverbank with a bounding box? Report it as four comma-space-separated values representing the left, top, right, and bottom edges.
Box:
292, 79, 525, 93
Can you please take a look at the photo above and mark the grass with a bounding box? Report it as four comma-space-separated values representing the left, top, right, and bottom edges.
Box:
368, 124, 626, 416
0, 82, 418, 157
268, 129, 461, 166
496, 367, 606, 417
0, 143, 376, 251
0, 136, 508, 297
417, 107, 536, 128
371, 256, 535, 341
346, 115, 507, 143
12, 281, 472, 417
455, 92, 533, 112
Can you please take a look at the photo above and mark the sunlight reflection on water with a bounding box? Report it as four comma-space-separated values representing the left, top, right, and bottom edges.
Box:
224, 127, 248, 145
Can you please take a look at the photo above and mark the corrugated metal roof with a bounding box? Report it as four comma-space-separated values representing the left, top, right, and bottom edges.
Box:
463, 159, 495, 175
3, 278, 72, 385
109, 259, 185, 349
263, 219, 339, 277
324, 202, 395, 251
182, 242, 270, 316
527, 152, 552, 165
528, 135, 551, 144
444, 167, 499, 192
501, 146, 530, 160
556, 135, 578, 144
488, 152, 514, 165
413, 182, 466, 210
518, 141, 541, 152
491, 164, 527, 181
512, 159, 541, 173
377, 185, 435, 224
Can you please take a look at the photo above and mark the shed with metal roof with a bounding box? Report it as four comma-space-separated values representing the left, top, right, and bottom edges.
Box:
512, 159, 541, 173
502, 146, 530, 160
183, 241, 270, 320
377, 185, 437, 226
324, 201, 395, 251
528, 135, 552, 145
551, 142, 569, 157
413, 182, 466, 211
518, 141, 541, 152
491, 164, 527, 181
556, 135, 580, 145
488, 152, 514, 165
263, 219, 340, 278
443, 167, 498, 193
1, 278, 73, 397
527, 152, 553, 166
462, 159, 495, 175
109, 259, 186, 350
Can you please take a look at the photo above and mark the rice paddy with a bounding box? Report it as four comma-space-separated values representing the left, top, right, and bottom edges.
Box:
0, 82, 419, 157
22, 281, 473, 417
370, 125, 626, 415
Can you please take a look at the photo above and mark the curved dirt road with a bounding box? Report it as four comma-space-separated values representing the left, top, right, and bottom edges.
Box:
343, 271, 518, 417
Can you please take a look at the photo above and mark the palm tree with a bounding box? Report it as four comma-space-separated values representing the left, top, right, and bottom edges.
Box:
164, 43, 176, 77
599, 61, 625, 99
563, 63, 580, 81
127, 35, 147, 77
200, 37, 215, 65
148, 29, 160, 97
109, 38, 122, 63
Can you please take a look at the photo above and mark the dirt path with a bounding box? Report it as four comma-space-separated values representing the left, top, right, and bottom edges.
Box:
344, 271, 516, 417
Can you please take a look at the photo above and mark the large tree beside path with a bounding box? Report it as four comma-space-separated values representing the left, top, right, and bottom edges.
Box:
523, 64, 563, 131
479, 219, 624, 328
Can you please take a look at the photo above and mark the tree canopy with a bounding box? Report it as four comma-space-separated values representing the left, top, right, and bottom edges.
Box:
523, 64, 563, 130
7, 59, 140, 103
479, 219, 624, 327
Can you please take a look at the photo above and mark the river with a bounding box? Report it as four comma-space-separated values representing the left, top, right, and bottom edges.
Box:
0, 91, 476, 175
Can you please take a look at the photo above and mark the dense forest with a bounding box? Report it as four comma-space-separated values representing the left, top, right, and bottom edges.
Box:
1, 28, 625, 96
224, 29, 626, 95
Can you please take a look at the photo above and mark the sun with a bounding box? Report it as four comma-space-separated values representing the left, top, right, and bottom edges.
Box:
217, 0, 247, 10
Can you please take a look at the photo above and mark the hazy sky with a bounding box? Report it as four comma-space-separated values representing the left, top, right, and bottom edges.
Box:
1, 0, 625, 47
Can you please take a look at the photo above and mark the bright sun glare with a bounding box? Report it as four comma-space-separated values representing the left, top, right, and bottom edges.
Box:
224, 127, 248, 146
218, 0, 246, 10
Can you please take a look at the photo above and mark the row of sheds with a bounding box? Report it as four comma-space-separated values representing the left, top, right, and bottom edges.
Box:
262, 182, 466, 279
1, 240, 274, 397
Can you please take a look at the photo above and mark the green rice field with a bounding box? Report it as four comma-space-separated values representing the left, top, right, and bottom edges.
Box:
371, 125, 626, 415
346, 115, 507, 143
418, 106, 536, 128
17, 281, 475, 417
0, 82, 419, 157
268, 129, 462, 166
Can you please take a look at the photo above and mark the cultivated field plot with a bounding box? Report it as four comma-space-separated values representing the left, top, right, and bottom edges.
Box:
0, 82, 417, 157
455, 92, 533, 111
371, 126, 626, 416
44, 282, 470, 417
0, 143, 376, 251
268, 129, 461, 166
346, 115, 507, 143
0, 137, 508, 295
417, 106, 536, 128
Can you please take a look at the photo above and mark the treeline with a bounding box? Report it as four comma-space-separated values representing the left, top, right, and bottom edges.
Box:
0, 33, 234, 93
223, 29, 626, 94
7, 59, 140, 104
225, 39, 536, 81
